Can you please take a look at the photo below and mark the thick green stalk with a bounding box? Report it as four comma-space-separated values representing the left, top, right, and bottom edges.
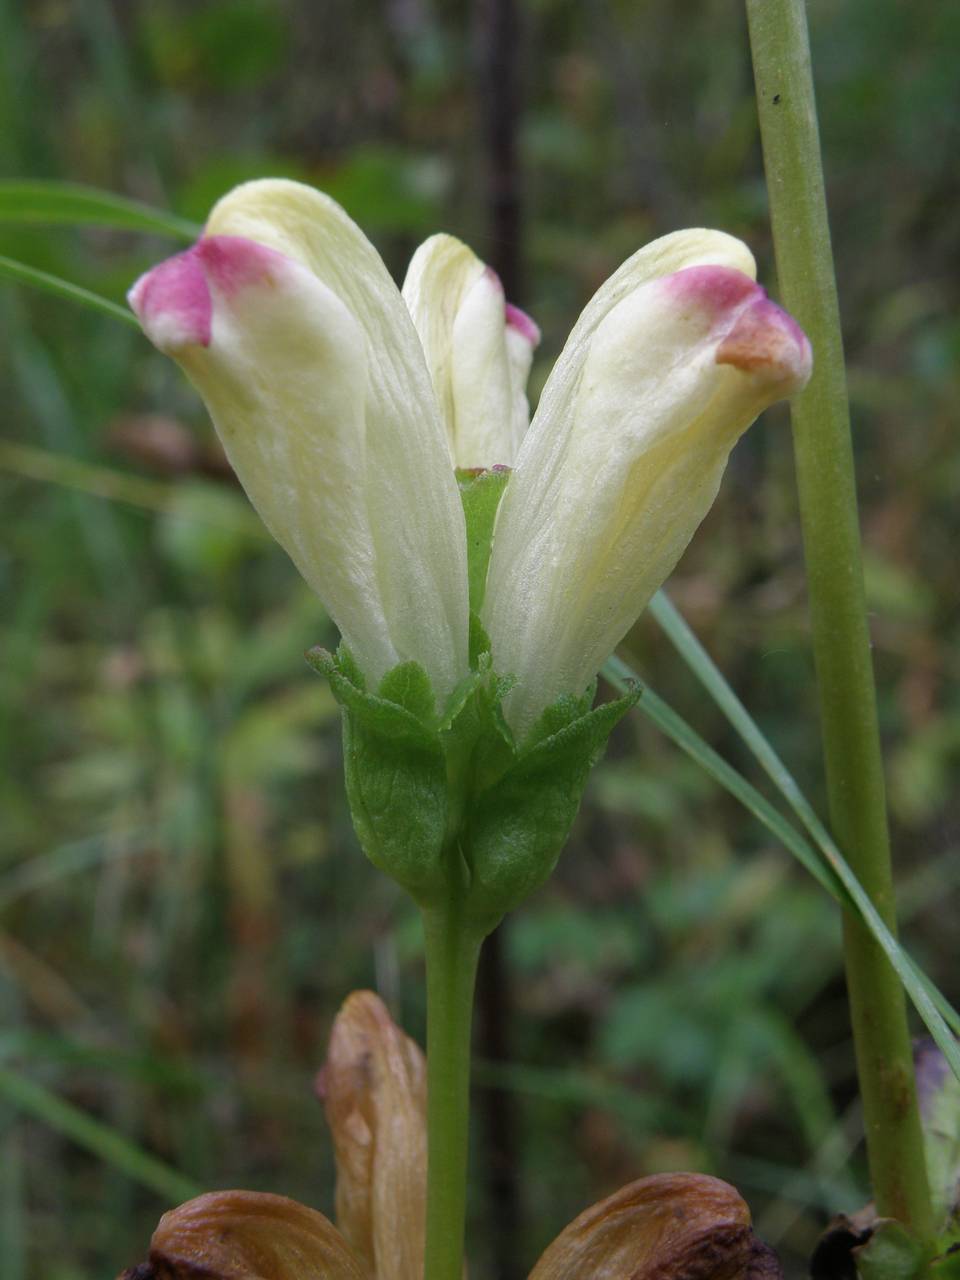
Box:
422, 903, 483, 1280
745, 0, 935, 1240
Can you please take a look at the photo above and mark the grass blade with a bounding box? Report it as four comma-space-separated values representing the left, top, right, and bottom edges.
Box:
647, 590, 960, 1044
0, 180, 199, 240
0, 1065, 200, 1203
0, 254, 138, 327
602, 653, 960, 1081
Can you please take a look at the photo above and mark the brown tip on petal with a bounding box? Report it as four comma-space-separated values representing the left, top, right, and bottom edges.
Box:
716, 296, 812, 390
118, 1190, 366, 1280
322, 991, 427, 1280
529, 1172, 783, 1280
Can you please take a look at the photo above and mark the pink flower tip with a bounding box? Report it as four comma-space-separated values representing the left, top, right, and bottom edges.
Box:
127, 247, 212, 353
505, 302, 541, 347
128, 235, 292, 355
195, 235, 287, 295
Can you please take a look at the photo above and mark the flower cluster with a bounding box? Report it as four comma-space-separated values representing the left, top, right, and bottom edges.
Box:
129, 180, 810, 925
130, 179, 810, 737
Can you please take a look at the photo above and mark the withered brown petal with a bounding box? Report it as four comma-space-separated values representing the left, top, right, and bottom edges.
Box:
119, 1189, 369, 1280
322, 990, 428, 1280
528, 1172, 770, 1280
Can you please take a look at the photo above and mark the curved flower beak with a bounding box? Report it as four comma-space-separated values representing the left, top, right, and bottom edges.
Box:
403, 234, 540, 469
319, 990, 428, 1280
481, 229, 811, 739
128, 179, 470, 704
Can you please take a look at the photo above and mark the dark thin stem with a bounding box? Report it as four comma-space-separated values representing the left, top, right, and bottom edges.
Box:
476, 0, 522, 298
473, 2, 525, 1275
745, 0, 935, 1241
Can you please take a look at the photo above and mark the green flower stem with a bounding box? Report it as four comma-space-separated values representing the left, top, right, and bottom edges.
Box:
422, 901, 483, 1280
746, 0, 935, 1241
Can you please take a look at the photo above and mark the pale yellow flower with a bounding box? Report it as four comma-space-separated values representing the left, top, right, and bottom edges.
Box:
129, 180, 809, 741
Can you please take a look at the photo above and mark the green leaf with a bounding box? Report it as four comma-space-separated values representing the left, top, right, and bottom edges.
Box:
0, 1065, 200, 1204
930, 1247, 960, 1279
0, 179, 198, 239
462, 687, 640, 931
0, 253, 139, 327
855, 1220, 928, 1280
630, 591, 960, 1078
457, 466, 510, 614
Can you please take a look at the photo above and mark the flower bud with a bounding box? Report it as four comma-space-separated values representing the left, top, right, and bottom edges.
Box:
482, 229, 811, 740
403, 234, 539, 468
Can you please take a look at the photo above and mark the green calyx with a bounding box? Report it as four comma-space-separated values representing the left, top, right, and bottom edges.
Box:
309, 643, 639, 934
306, 466, 639, 934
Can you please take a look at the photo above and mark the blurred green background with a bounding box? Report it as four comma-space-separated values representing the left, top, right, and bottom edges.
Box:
1, 1, 958, 1277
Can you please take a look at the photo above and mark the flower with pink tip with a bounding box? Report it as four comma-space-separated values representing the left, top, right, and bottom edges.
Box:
129, 179, 810, 738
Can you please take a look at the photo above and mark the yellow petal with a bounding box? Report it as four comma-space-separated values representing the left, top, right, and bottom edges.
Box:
118, 1189, 368, 1280
528, 1172, 771, 1280
320, 990, 428, 1280
482, 231, 810, 740
403, 233, 539, 468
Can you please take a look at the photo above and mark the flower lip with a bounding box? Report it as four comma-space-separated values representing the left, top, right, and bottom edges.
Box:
716, 292, 812, 385
127, 246, 212, 353
662, 264, 812, 389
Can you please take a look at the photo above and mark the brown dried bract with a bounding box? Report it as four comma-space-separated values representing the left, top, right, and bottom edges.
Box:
528, 1172, 782, 1280
116, 1189, 367, 1280
321, 990, 428, 1280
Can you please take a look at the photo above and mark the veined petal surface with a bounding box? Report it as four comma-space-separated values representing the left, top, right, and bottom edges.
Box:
482, 229, 810, 739
131, 180, 469, 701
320, 990, 427, 1280
121, 1189, 367, 1280
403, 233, 539, 468
528, 1173, 760, 1280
